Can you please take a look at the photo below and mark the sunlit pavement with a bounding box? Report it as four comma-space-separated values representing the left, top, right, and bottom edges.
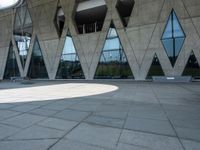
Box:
0, 81, 199, 150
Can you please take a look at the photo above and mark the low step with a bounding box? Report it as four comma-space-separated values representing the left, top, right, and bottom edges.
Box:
152, 76, 192, 82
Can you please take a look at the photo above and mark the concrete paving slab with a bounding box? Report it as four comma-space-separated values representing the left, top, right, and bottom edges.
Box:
0, 110, 21, 120
10, 104, 40, 113
38, 118, 78, 131
93, 111, 128, 119
53, 109, 91, 122
128, 109, 167, 120
0, 104, 15, 109
85, 115, 124, 128
65, 123, 121, 149
0, 139, 57, 150
2, 114, 46, 128
8, 125, 66, 140
181, 139, 200, 150
29, 108, 58, 117
50, 139, 108, 150
120, 130, 184, 150
69, 103, 100, 112
124, 117, 176, 136
175, 127, 200, 141
116, 143, 150, 150
0, 124, 20, 140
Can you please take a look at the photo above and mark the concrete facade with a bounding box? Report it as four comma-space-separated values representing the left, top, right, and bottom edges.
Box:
0, 0, 200, 80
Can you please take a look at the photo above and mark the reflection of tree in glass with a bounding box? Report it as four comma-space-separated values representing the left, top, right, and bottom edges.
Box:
95, 22, 133, 79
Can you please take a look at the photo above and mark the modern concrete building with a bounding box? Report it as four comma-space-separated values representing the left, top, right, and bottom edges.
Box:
0, 0, 200, 81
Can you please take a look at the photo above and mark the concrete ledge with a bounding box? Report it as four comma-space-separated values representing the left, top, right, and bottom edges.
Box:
152, 76, 192, 82
10, 77, 31, 83
11, 77, 25, 82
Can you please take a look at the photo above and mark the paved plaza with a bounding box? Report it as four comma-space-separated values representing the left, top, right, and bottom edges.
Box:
0, 81, 199, 150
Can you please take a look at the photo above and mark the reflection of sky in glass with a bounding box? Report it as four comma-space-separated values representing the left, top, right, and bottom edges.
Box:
162, 10, 185, 60
162, 39, 173, 57
175, 38, 184, 56
63, 36, 76, 54
100, 27, 127, 63
100, 50, 127, 62
104, 38, 121, 51
108, 28, 117, 37
162, 15, 172, 39
61, 36, 78, 61
172, 11, 185, 38
15, 35, 31, 56
61, 54, 78, 62
162, 11, 185, 39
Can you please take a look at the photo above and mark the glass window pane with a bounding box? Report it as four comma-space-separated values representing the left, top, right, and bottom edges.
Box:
95, 23, 133, 79
63, 36, 76, 54
162, 39, 174, 57
28, 38, 48, 79
4, 43, 20, 79
147, 54, 164, 79
56, 31, 85, 79
173, 11, 184, 38
108, 28, 118, 37
62, 54, 77, 61
162, 15, 172, 39
103, 38, 121, 51
183, 52, 200, 79
175, 38, 184, 56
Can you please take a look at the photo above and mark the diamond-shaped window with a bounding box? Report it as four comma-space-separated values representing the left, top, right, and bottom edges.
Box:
13, 1, 33, 68
54, 6, 65, 38
116, 0, 135, 27
74, 0, 107, 34
161, 9, 186, 67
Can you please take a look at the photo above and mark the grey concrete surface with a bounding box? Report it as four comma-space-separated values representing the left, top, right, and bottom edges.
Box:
0, 81, 199, 150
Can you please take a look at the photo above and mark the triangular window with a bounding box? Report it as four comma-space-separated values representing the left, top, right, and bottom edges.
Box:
146, 54, 164, 79
95, 22, 133, 79
28, 37, 48, 79
182, 51, 200, 79
56, 31, 85, 79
